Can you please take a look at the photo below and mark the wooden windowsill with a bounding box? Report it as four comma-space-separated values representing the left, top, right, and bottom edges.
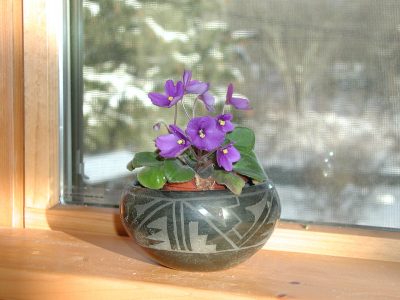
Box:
25, 205, 400, 263
1, 227, 399, 300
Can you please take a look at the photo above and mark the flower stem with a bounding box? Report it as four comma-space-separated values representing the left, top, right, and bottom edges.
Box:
156, 121, 170, 132
221, 104, 227, 115
192, 97, 198, 118
174, 104, 178, 125
181, 98, 191, 120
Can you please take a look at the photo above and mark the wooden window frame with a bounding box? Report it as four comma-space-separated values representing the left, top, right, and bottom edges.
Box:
0, 0, 24, 228
2, 0, 399, 264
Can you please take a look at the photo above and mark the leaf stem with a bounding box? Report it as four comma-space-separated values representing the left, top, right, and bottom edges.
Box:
199, 148, 217, 162
189, 146, 200, 161
177, 156, 188, 166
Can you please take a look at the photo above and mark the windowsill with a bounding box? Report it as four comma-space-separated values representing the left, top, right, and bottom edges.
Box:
25, 205, 400, 263
1, 227, 399, 300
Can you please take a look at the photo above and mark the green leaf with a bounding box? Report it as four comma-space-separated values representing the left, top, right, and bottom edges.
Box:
233, 151, 267, 182
127, 152, 162, 171
164, 159, 196, 183
226, 127, 255, 151
213, 170, 245, 195
137, 166, 167, 189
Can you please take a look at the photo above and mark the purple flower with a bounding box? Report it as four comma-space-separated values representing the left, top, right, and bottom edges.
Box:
183, 70, 215, 112
225, 83, 251, 110
186, 116, 225, 151
216, 144, 241, 171
216, 114, 234, 133
155, 125, 191, 158
182, 70, 209, 95
149, 80, 184, 108
198, 91, 215, 112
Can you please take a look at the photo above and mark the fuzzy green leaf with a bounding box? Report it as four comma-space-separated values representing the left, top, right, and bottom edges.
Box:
213, 170, 246, 195
137, 166, 166, 189
164, 159, 196, 183
233, 151, 267, 182
127, 152, 162, 171
226, 127, 255, 151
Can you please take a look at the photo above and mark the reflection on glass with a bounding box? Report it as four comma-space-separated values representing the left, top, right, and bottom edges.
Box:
66, 0, 400, 229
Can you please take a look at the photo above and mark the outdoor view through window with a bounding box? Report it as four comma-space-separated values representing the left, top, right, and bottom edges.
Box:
65, 0, 400, 229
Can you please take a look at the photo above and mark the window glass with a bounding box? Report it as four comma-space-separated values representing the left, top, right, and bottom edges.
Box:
65, 0, 400, 229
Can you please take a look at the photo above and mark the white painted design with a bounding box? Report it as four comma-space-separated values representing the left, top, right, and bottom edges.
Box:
135, 199, 160, 217
189, 222, 216, 253
246, 197, 267, 223
180, 201, 188, 251
146, 216, 171, 250
184, 201, 239, 250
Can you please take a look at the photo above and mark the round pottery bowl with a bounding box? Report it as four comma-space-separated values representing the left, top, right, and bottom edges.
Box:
120, 181, 281, 271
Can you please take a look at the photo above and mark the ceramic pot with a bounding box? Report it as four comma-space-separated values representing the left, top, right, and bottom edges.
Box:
120, 181, 281, 271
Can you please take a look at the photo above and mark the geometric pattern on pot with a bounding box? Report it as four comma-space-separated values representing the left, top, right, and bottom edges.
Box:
121, 182, 281, 253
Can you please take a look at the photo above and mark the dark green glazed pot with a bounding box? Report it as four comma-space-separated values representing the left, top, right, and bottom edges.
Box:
120, 181, 281, 272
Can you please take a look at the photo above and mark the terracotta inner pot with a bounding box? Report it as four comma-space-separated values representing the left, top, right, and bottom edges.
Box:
163, 178, 226, 191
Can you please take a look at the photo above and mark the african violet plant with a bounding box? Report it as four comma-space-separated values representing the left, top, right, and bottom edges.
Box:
127, 70, 267, 195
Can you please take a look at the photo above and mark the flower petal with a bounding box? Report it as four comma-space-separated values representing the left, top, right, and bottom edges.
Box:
202, 126, 225, 151
229, 97, 251, 110
182, 70, 192, 86
219, 114, 233, 121
227, 145, 241, 163
148, 92, 171, 107
186, 81, 209, 95
216, 114, 234, 132
220, 121, 234, 132
174, 81, 185, 97
186, 116, 224, 151
156, 134, 189, 158
225, 83, 234, 103
199, 91, 215, 112
169, 125, 185, 138
164, 79, 176, 95
217, 151, 233, 171
169, 125, 190, 144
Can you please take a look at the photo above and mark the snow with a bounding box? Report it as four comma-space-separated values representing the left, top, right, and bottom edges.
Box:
83, 150, 134, 185
83, 65, 152, 111
83, 1, 100, 16
145, 17, 189, 43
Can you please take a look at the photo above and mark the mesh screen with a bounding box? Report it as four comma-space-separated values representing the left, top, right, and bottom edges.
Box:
65, 0, 400, 229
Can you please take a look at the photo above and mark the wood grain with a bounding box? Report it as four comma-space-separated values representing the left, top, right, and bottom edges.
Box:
0, 0, 24, 227
25, 205, 400, 263
24, 0, 61, 209
0, 228, 399, 300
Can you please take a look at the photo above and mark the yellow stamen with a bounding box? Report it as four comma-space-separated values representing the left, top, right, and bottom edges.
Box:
177, 139, 185, 145
199, 130, 206, 139
223, 149, 228, 154
168, 96, 174, 101
219, 120, 226, 126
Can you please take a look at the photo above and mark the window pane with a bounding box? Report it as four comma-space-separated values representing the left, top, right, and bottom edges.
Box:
65, 0, 400, 229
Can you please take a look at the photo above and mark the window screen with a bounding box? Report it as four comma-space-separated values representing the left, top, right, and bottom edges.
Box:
64, 0, 400, 229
